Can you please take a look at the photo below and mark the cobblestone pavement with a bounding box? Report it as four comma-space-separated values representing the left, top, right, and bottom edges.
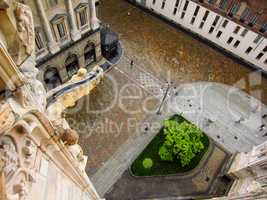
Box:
65, 68, 160, 176
98, 0, 267, 105
114, 56, 169, 97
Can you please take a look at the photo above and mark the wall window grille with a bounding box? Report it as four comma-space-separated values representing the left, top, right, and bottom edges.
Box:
199, 21, 204, 29
233, 40, 240, 48
161, 0, 166, 9
256, 53, 264, 60
175, 0, 179, 7
181, 12, 185, 19
241, 29, 248, 37
227, 37, 233, 44
51, 15, 69, 42
173, 0, 180, 15
191, 17, 196, 24
222, 19, 228, 28
209, 27, 215, 34
254, 35, 262, 44
57, 22, 66, 39
183, 0, 189, 11
35, 30, 44, 50
212, 16, 220, 26
216, 31, 222, 38
173, 7, 178, 15
194, 6, 200, 16
245, 47, 252, 54
233, 26, 240, 34
79, 8, 87, 27
202, 10, 209, 21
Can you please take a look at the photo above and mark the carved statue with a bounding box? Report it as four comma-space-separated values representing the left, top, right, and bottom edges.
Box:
70, 68, 87, 82
0, 136, 19, 180
14, 1, 34, 66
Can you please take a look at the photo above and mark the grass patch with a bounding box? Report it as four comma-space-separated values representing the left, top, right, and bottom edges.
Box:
130, 115, 210, 176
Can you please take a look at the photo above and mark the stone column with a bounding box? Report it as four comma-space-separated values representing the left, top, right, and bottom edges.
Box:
66, 0, 81, 41
89, 0, 99, 30
35, 0, 60, 54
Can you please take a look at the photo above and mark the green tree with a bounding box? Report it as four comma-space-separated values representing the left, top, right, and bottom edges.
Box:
159, 119, 204, 167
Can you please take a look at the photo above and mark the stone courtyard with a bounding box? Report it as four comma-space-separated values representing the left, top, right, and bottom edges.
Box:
98, 0, 267, 104
65, 0, 267, 199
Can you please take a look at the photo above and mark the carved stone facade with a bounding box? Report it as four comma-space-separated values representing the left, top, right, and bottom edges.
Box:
0, 1, 103, 200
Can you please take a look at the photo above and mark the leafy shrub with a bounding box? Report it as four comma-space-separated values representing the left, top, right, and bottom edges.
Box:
142, 158, 153, 169
159, 119, 204, 167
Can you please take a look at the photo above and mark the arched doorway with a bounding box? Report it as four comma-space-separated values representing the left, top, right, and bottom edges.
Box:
44, 67, 62, 90
84, 43, 96, 68
65, 54, 79, 78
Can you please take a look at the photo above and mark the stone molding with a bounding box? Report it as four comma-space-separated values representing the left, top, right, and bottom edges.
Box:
0, 111, 101, 200
0, 44, 25, 91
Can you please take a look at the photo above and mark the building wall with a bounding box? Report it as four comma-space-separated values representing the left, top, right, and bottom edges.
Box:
37, 31, 101, 88
135, 0, 267, 72
22, 0, 102, 90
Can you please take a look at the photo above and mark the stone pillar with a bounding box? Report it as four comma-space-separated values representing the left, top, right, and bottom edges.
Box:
66, 0, 81, 41
89, 0, 99, 30
35, 0, 60, 54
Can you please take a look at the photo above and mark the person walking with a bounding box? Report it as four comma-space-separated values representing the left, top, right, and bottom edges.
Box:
130, 60, 134, 69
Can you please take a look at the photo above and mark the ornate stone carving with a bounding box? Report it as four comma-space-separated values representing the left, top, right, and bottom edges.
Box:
0, 133, 37, 200
59, 128, 79, 146
13, 88, 31, 109
0, 136, 19, 181
22, 137, 37, 165
68, 144, 85, 164
14, 1, 34, 65
18, 55, 47, 111
12, 77, 46, 111
13, 179, 29, 200
0, 102, 16, 135
26, 79, 46, 110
